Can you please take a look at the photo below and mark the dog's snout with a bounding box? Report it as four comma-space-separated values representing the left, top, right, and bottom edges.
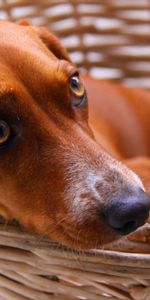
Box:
103, 189, 150, 235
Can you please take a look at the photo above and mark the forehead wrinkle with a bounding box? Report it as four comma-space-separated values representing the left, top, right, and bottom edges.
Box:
57, 60, 78, 80
0, 48, 67, 106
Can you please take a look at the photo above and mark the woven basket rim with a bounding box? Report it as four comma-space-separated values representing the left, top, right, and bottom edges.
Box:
1, 217, 150, 258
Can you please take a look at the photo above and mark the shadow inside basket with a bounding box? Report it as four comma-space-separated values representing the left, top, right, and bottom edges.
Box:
0, 215, 150, 255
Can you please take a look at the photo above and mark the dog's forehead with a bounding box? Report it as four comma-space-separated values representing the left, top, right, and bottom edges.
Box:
0, 21, 78, 116
0, 22, 60, 94
0, 21, 72, 85
0, 21, 58, 63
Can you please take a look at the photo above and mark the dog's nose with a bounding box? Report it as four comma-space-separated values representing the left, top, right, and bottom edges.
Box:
103, 189, 150, 235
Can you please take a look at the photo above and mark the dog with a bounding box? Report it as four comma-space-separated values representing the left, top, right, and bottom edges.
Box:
0, 19, 149, 250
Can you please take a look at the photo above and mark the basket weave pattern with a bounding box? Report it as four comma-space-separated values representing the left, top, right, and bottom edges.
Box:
1, 0, 150, 88
0, 1, 150, 299
1, 219, 150, 300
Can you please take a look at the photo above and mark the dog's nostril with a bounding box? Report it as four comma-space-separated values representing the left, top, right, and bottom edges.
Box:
114, 220, 137, 235
103, 190, 150, 235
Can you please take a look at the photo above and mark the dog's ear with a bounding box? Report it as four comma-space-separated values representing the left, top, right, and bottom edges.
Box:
31, 26, 71, 62
17, 19, 32, 26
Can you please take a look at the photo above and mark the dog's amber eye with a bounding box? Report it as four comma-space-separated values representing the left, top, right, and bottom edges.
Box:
0, 121, 10, 145
70, 75, 87, 107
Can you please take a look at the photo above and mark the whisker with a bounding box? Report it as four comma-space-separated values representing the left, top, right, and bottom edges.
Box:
35, 215, 72, 247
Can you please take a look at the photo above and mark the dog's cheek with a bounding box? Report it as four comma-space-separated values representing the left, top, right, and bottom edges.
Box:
0, 203, 13, 220
0, 183, 58, 233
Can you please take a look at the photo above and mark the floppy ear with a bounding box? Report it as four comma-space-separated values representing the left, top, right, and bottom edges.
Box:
31, 26, 71, 62
16, 19, 32, 26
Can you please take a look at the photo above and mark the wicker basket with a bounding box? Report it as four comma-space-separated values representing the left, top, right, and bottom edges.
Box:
0, 1, 150, 299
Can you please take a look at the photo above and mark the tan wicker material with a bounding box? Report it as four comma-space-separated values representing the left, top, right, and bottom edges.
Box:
0, 218, 150, 300
0, 1, 150, 300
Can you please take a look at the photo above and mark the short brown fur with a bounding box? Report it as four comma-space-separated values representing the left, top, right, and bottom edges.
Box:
0, 20, 149, 249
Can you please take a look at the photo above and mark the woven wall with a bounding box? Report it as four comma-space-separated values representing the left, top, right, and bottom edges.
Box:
0, 0, 150, 88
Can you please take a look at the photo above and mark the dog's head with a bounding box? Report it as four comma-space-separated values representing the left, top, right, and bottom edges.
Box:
0, 20, 149, 249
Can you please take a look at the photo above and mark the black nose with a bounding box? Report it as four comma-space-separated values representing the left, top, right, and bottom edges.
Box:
103, 189, 150, 235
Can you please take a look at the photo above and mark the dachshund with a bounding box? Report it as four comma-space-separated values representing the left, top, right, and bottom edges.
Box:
0, 20, 149, 250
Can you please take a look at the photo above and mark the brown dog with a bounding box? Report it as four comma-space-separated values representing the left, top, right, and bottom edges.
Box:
0, 20, 149, 250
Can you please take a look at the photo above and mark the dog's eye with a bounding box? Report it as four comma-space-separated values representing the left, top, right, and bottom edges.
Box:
0, 120, 10, 145
70, 75, 87, 108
